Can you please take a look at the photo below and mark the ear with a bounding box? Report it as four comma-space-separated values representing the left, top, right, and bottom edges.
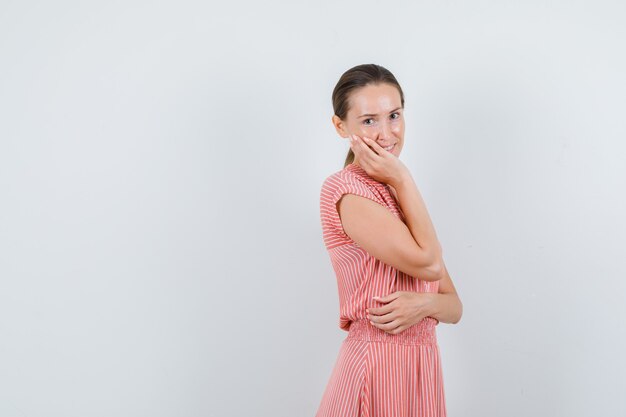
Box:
331, 115, 349, 138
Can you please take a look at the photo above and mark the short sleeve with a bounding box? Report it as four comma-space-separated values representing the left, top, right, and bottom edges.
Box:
320, 173, 386, 249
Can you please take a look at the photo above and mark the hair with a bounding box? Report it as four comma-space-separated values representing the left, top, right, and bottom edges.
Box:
331, 64, 405, 168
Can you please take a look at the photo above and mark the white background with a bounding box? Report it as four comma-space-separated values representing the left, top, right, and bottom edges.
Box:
1, 1, 625, 416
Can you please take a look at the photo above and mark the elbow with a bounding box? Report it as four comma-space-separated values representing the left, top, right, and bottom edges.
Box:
429, 247, 446, 281
430, 259, 446, 282
453, 302, 463, 324
406, 245, 444, 281
449, 295, 463, 324
416, 252, 445, 282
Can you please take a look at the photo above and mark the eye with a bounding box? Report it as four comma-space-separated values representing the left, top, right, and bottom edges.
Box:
390, 112, 400, 120
363, 118, 375, 126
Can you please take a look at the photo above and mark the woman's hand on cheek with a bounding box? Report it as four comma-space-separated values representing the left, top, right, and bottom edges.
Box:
349, 134, 407, 187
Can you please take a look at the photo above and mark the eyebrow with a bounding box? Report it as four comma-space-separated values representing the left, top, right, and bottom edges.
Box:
358, 107, 403, 118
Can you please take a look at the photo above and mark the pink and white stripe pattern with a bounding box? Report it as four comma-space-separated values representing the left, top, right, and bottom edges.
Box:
316, 163, 446, 417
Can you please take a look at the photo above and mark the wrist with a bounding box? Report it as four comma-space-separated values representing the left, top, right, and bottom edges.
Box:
390, 170, 413, 189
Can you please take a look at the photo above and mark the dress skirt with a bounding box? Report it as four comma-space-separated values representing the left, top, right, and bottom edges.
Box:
315, 318, 446, 417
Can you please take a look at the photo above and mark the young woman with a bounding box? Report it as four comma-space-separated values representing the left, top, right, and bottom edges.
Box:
316, 64, 463, 417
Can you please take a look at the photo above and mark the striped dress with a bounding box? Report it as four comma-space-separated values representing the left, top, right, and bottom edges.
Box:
315, 162, 446, 417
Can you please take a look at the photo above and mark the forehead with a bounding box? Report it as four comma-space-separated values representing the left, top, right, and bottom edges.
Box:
348, 83, 402, 115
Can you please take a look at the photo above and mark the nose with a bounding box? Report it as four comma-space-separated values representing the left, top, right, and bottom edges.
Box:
375, 119, 394, 142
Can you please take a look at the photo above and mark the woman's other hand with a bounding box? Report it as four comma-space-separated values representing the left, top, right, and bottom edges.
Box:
366, 291, 436, 335
349, 134, 410, 188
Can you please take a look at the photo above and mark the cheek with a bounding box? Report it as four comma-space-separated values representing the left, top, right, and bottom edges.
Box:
351, 123, 367, 134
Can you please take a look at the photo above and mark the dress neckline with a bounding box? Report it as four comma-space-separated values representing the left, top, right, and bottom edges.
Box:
345, 162, 367, 176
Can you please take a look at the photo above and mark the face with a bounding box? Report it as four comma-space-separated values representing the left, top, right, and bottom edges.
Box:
332, 83, 405, 159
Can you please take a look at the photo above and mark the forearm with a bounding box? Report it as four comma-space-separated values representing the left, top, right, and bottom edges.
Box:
426, 292, 463, 324
392, 172, 443, 268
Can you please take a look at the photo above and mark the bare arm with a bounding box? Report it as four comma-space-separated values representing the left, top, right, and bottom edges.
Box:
338, 186, 444, 281
389, 170, 445, 278
340, 134, 445, 281
426, 260, 463, 324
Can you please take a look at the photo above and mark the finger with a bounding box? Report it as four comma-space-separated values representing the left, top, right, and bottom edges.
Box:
370, 311, 396, 325
367, 304, 394, 316
376, 318, 401, 331
373, 292, 402, 303
361, 136, 388, 156
387, 320, 407, 334
349, 134, 365, 159
388, 323, 407, 335
369, 318, 391, 330
353, 134, 379, 161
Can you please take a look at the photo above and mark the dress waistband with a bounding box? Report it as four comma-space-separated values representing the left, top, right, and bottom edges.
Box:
345, 318, 438, 346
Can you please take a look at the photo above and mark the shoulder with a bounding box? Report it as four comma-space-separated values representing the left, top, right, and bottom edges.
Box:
320, 167, 378, 210
320, 167, 362, 195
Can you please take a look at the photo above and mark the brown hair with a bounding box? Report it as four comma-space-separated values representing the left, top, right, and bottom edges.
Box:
332, 64, 405, 168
